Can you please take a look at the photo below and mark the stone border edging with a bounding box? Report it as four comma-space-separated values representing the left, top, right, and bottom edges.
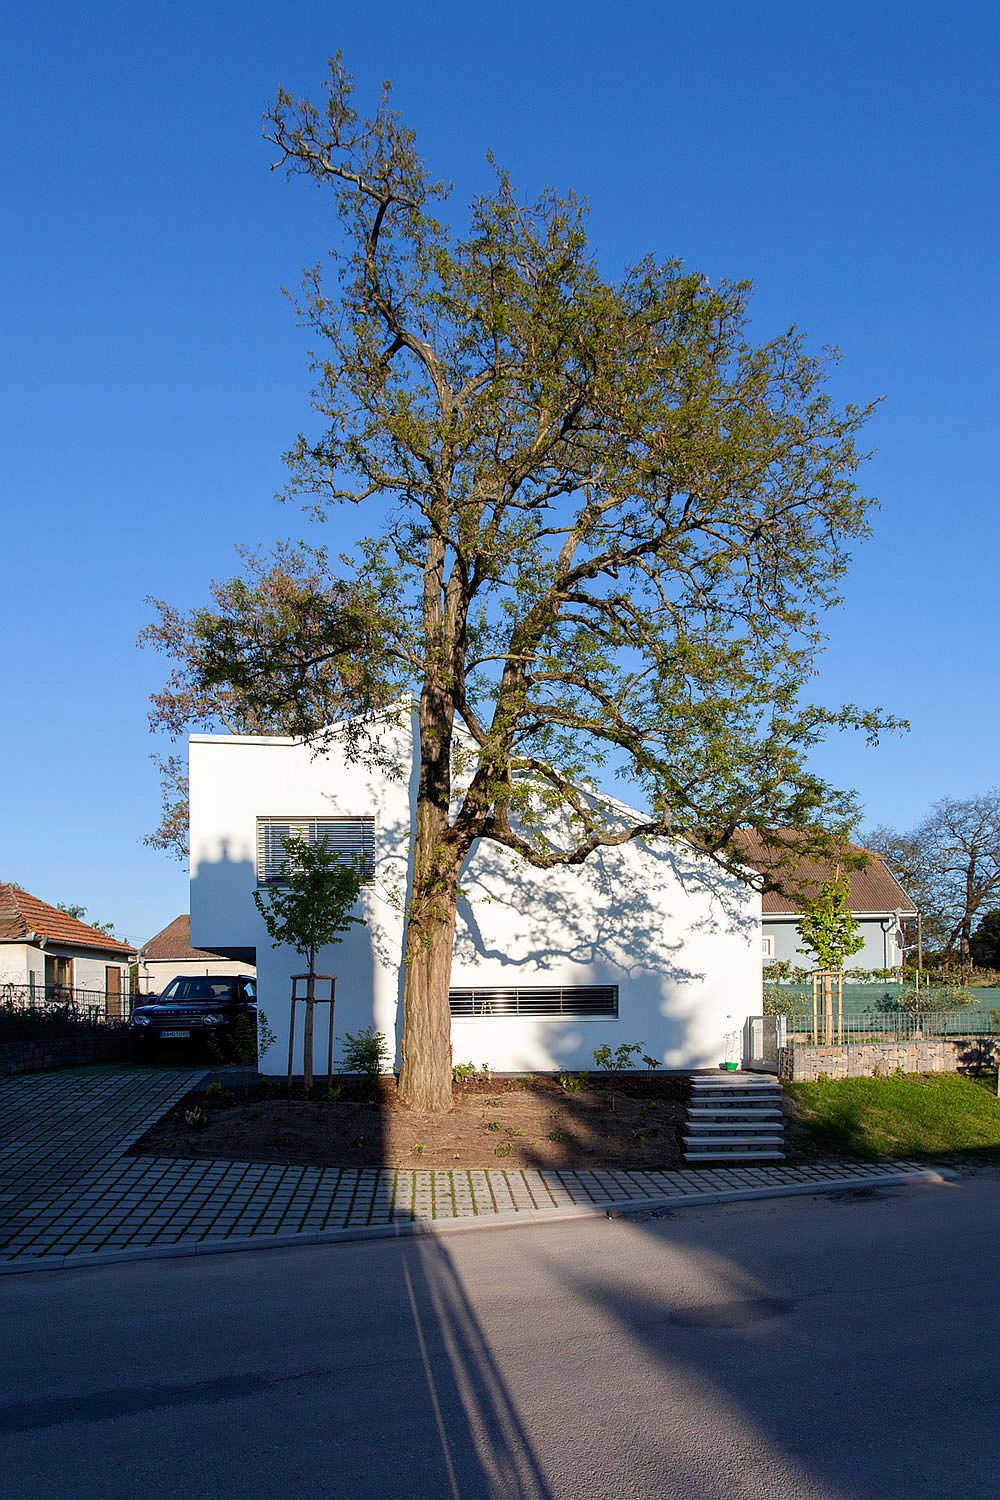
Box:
0, 1166, 954, 1277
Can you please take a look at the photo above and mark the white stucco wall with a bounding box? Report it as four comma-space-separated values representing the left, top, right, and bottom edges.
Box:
0, 944, 32, 987
189, 714, 761, 1076
137, 957, 256, 997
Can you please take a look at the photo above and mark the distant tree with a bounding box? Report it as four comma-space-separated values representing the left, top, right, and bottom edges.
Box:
867, 790, 1000, 961
797, 875, 865, 971
56, 903, 118, 939
969, 909, 1000, 970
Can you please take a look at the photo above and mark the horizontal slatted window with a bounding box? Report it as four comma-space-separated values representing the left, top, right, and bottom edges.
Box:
449, 985, 618, 1019
256, 816, 375, 885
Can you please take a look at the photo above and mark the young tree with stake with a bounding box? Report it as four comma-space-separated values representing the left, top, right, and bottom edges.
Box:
253, 835, 365, 1087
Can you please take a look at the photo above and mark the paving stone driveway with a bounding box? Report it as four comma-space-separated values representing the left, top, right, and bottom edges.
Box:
0, 1066, 942, 1270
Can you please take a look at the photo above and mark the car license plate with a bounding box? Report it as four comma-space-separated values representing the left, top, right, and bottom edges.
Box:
160, 1030, 191, 1039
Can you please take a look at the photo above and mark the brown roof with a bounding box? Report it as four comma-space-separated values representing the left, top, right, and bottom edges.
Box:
734, 831, 918, 917
0, 885, 135, 954
141, 915, 230, 963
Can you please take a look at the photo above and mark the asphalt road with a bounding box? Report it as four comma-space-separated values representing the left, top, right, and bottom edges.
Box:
2, 1174, 998, 1500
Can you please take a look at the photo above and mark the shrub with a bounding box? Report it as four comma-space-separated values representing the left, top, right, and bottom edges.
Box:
340, 1026, 391, 1081
593, 1042, 643, 1072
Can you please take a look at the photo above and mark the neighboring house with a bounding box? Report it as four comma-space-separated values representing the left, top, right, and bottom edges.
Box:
188, 709, 760, 1077
137, 914, 256, 997
0, 884, 136, 1016
736, 832, 919, 971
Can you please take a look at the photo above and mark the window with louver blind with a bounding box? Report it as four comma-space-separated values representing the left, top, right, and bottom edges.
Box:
449, 985, 618, 1019
255, 816, 375, 885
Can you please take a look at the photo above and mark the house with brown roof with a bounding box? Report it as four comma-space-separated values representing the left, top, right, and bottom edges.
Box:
137, 915, 255, 997
0, 885, 136, 1015
736, 833, 919, 971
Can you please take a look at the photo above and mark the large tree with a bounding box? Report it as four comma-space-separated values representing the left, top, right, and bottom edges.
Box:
146, 57, 897, 1110
867, 790, 1000, 960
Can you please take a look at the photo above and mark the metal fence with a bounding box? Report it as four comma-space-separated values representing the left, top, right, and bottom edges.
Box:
778, 1009, 997, 1045
0, 983, 133, 1041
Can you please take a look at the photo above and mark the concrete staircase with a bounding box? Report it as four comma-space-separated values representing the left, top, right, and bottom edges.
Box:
683, 1073, 785, 1163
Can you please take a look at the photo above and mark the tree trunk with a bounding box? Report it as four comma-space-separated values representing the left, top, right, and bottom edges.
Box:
397, 685, 464, 1112
397, 816, 461, 1112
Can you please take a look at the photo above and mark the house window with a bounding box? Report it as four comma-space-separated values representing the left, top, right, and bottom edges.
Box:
44, 954, 73, 999
449, 985, 619, 1019
762, 935, 774, 960
256, 816, 375, 885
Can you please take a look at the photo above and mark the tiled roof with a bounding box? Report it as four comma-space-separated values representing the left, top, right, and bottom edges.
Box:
0, 885, 135, 954
734, 831, 918, 917
140, 915, 229, 963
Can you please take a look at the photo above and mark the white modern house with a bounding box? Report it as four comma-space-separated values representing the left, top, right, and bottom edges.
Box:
188, 710, 761, 1077
0, 884, 135, 1016
137, 914, 256, 997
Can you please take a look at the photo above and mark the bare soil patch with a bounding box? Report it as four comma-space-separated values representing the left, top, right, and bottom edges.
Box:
129, 1073, 690, 1170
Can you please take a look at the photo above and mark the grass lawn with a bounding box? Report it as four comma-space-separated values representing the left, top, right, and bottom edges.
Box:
784, 1072, 1000, 1161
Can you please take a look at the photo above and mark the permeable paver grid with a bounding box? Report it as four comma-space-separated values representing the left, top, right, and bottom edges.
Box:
0, 1066, 936, 1267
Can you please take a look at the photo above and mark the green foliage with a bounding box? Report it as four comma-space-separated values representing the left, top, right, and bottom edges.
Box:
593, 1042, 644, 1073
559, 1070, 589, 1092
641, 1053, 661, 1071
884, 986, 976, 1016
763, 985, 800, 1017
452, 1060, 492, 1084
327, 1084, 342, 1101
796, 876, 865, 971
253, 834, 365, 974
55, 902, 118, 938
340, 1025, 391, 1081
257, 1009, 277, 1059
184, 1106, 208, 1131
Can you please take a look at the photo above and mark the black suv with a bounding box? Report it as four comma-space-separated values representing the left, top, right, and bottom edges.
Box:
129, 975, 257, 1061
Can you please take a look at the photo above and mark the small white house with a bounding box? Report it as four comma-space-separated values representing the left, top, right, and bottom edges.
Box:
137, 914, 256, 997
0, 884, 135, 1016
188, 710, 761, 1077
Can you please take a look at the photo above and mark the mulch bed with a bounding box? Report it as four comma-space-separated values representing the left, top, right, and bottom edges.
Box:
129, 1072, 691, 1170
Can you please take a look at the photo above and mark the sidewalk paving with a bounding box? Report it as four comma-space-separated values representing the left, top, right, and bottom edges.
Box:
0, 1065, 949, 1274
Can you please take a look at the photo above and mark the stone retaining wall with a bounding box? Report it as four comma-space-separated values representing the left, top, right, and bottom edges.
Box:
0, 1032, 131, 1079
778, 1036, 999, 1082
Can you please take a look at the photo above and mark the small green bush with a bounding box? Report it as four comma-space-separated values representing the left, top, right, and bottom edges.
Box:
340, 1026, 391, 1081
593, 1042, 643, 1072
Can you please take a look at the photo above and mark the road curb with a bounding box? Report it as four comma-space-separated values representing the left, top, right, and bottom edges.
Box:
0, 1167, 954, 1277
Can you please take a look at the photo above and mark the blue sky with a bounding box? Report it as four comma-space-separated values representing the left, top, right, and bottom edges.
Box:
3, 1, 998, 944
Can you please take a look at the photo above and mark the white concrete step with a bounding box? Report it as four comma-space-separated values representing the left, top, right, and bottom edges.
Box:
692, 1104, 785, 1116
690, 1078, 782, 1090
684, 1130, 783, 1142
689, 1096, 781, 1108
683, 1074, 786, 1162
682, 1149, 785, 1161
690, 1086, 780, 1094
